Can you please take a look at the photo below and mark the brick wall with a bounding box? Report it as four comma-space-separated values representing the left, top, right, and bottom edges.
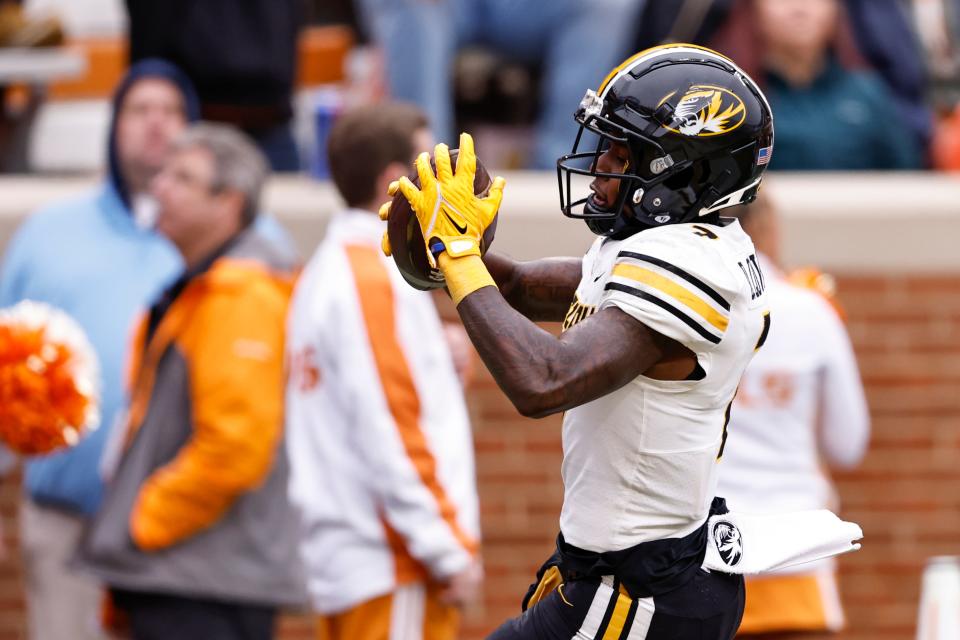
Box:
1, 273, 958, 639
828, 276, 960, 640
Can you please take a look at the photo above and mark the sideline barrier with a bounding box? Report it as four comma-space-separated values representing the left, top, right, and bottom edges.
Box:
1, 172, 959, 273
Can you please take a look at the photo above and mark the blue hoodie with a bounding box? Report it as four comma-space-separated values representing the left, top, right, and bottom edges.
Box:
0, 60, 291, 515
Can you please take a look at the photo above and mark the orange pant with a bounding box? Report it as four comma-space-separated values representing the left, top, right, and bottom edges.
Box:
738, 571, 843, 635
316, 583, 459, 640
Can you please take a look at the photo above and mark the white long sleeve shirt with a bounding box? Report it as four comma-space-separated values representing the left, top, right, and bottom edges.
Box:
717, 254, 869, 519
285, 210, 479, 614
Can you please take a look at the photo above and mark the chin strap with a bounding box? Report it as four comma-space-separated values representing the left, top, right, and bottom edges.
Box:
587, 208, 654, 239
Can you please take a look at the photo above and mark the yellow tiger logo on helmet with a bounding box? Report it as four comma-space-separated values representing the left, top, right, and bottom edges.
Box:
659, 85, 747, 137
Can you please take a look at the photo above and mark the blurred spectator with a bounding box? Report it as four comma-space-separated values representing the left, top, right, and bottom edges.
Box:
125, 0, 303, 171
912, 0, 960, 108
306, 0, 361, 31
285, 103, 481, 639
0, 0, 65, 172
933, 102, 960, 168
356, 0, 642, 169
634, 0, 933, 155
710, 0, 924, 170
0, 59, 197, 640
0, 1, 62, 47
633, 0, 735, 50
76, 123, 305, 640
912, 0, 960, 170
844, 0, 933, 153
720, 193, 870, 638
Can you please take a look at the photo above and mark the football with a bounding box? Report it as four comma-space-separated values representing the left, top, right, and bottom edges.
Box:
387, 149, 497, 291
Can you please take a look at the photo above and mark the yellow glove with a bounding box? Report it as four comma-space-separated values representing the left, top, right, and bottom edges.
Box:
378, 203, 493, 305
392, 133, 505, 268
380, 201, 392, 257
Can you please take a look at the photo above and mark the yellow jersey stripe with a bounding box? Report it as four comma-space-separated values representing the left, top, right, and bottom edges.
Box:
612, 263, 729, 332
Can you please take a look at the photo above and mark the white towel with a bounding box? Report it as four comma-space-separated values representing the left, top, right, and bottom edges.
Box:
701, 509, 862, 575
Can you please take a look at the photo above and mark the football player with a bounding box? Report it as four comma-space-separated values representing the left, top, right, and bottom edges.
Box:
383, 44, 774, 639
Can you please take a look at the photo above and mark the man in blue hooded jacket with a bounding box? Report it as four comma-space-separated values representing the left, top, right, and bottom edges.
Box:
0, 59, 265, 640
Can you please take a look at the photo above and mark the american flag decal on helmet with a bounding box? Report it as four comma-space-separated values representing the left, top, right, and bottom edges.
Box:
756, 146, 772, 165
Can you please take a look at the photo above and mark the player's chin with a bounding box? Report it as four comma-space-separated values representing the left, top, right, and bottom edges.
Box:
586, 194, 614, 215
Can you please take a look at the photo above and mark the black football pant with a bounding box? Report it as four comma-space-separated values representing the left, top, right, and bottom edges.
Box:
488, 569, 744, 640
111, 589, 277, 640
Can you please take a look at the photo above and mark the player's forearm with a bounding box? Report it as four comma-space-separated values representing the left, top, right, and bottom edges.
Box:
455, 286, 651, 418
457, 287, 580, 417
482, 252, 581, 322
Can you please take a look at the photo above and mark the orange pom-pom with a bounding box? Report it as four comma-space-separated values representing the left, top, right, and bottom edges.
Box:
0, 301, 100, 455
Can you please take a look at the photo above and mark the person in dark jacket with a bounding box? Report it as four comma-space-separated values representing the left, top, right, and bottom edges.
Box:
634, 0, 932, 158
708, 0, 923, 170
633, 0, 735, 50
125, 0, 304, 171
76, 123, 306, 640
843, 0, 933, 156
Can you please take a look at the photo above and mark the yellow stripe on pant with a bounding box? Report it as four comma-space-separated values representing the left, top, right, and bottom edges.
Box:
528, 566, 564, 609
601, 587, 635, 640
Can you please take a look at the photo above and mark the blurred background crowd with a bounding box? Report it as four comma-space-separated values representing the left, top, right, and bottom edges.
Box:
0, 0, 958, 174
0, 1, 958, 640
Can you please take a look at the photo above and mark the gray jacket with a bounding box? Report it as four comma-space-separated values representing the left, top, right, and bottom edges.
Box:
76, 229, 306, 607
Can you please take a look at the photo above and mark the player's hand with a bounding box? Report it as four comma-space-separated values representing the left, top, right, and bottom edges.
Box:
392, 133, 505, 268
439, 557, 484, 608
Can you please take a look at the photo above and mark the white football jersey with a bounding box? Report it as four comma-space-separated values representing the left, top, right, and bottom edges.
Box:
560, 219, 769, 552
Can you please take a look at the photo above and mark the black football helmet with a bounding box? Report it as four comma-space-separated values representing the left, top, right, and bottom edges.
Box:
557, 44, 774, 238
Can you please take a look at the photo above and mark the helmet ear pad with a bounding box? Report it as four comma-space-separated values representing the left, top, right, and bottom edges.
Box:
625, 164, 701, 227
625, 149, 749, 226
